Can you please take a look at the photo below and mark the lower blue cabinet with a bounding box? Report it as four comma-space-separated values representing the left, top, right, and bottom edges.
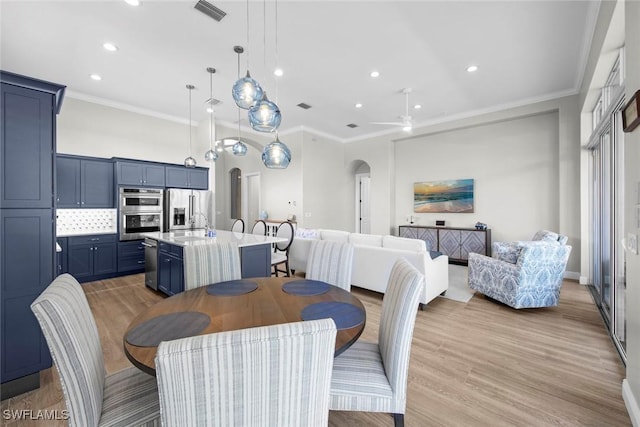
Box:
158, 243, 183, 296
67, 234, 117, 282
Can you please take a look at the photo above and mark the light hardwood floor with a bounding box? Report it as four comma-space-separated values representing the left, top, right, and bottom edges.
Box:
1, 274, 631, 426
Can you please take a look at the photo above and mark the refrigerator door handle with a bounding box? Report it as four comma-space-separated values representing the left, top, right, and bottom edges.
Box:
189, 194, 194, 224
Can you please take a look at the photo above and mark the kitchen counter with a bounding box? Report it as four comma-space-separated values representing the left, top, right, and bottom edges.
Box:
142, 230, 286, 293
141, 229, 286, 247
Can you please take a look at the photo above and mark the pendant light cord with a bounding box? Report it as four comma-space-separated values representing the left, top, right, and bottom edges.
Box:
246, 0, 250, 71
209, 72, 213, 151
188, 85, 193, 157
275, 0, 279, 102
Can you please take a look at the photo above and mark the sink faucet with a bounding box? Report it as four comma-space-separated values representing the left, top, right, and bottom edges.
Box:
189, 212, 210, 231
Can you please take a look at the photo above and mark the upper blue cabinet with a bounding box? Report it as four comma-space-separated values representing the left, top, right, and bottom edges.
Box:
165, 166, 208, 190
57, 155, 114, 208
115, 160, 165, 187
1, 72, 64, 209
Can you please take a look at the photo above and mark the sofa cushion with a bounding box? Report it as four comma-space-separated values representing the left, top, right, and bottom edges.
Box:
382, 235, 426, 252
295, 228, 319, 239
349, 233, 382, 247
321, 230, 350, 243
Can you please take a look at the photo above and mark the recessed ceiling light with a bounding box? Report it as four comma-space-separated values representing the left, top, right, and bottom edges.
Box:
355, 103, 363, 108
124, 0, 140, 6
370, 70, 380, 78
206, 107, 214, 113
466, 65, 478, 73
103, 42, 118, 52
414, 104, 422, 109
402, 125, 412, 132
90, 74, 102, 81
274, 68, 283, 77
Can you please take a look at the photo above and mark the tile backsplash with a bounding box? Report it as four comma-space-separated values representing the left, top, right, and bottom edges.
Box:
57, 209, 117, 236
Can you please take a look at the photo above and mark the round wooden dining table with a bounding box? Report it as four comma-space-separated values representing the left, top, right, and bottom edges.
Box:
124, 276, 366, 375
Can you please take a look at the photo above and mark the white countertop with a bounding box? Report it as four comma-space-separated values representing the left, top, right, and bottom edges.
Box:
141, 230, 286, 248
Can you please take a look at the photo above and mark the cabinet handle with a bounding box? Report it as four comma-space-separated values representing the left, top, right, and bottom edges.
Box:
137, 261, 144, 264
90, 238, 99, 241
81, 201, 85, 205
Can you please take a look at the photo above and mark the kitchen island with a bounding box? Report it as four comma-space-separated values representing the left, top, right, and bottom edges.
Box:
142, 230, 285, 296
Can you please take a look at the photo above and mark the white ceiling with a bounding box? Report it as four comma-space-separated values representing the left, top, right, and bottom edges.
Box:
0, 1, 599, 142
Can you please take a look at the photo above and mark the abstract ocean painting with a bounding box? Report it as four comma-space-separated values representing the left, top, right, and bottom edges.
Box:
414, 179, 474, 213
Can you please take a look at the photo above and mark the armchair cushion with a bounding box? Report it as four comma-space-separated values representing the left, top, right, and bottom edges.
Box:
492, 241, 522, 264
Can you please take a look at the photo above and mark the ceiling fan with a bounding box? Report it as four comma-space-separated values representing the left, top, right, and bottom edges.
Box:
371, 88, 414, 132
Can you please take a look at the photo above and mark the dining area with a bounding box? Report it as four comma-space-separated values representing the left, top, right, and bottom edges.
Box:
28, 224, 426, 427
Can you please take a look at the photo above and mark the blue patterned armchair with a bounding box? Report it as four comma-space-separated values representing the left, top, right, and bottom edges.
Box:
468, 240, 572, 309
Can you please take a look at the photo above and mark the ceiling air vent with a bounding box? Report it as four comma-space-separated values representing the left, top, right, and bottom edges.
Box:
205, 97, 222, 106
346, 123, 358, 128
194, 0, 227, 22
297, 103, 312, 110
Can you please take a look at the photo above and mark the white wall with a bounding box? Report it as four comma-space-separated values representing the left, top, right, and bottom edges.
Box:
300, 131, 350, 230
57, 97, 210, 166
395, 112, 559, 240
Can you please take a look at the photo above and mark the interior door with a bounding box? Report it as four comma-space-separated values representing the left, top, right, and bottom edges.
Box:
356, 174, 371, 234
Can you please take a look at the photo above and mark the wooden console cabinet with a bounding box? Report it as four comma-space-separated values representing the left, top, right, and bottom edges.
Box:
399, 225, 491, 265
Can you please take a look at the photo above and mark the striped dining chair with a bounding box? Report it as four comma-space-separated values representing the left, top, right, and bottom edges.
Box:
155, 319, 337, 427
183, 242, 242, 291
328, 258, 424, 427
305, 240, 355, 291
30, 274, 160, 427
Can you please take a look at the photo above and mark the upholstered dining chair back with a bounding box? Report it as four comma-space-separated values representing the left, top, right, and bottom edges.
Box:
378, 258, 424, 399
183, 242, 242, 291
231, 218, 245, 233
305, 240, 355, 291
328, 258, 424, 426
155, 319, 337, 427
275, 221, 295, 252
272, 221, 295, 277
252, 219, 267, 236
31, 273, 160, 427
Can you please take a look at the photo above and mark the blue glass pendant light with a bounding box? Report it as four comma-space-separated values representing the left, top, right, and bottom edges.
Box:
249, 92, 281, 132
232, 70, 263, 110
232, 140, 248, 156
261, 134, 290, 169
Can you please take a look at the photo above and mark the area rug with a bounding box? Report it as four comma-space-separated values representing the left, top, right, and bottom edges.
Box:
440, 264, 475, 303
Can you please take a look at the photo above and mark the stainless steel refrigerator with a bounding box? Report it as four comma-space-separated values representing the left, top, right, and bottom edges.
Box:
164, 189, 213, 231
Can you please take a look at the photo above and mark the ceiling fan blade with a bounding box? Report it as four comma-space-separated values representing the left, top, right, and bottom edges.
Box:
370, 122, 406, 126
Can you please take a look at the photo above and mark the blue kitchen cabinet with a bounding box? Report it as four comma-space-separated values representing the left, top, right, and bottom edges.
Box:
165, 166, 208, 190
157, 242, 183, 296
118, 239, 145, 273
56, 155, 114, 208
0, 209, 55, 392
1, 71, 64, 399
116, 160, 165, 187
68, 234, 117, 282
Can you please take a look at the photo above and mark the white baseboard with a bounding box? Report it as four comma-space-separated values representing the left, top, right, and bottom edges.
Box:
564, 270, 580, 281
623, 379, 640, 426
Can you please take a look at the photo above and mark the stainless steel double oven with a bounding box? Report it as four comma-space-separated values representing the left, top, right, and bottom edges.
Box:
119, 188, 163, 241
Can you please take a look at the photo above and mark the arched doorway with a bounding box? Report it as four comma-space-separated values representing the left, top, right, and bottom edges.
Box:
352, 161, 371, 234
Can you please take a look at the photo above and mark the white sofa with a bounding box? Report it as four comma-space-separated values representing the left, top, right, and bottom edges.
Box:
289, 229, 449, 307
